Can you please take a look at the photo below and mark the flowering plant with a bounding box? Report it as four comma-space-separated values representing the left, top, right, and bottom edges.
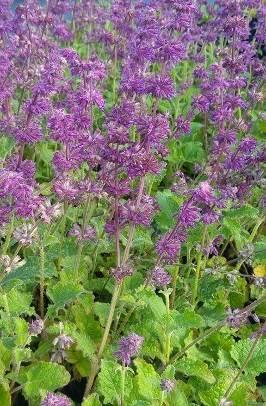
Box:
0, 0, 265, 405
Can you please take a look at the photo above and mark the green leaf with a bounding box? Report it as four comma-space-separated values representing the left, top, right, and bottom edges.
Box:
173, 309, 205, 329
46, 281, 85, 313
181, 141, 205, 163
82, 394, 101, 406
0, 289, 34, 316
231, 338, 266, 377
141, 289, 166, 321
1, 257, 56, 286
221, 219, 249, 249
19, 362, 70, 399
94, 302, 110, 327
0, 382, 11, 406
174, 359, 215, 384
134, 359, 161, 401
198, 369, 236, 406
97, 360, 128, 404
223, 205, 259, 219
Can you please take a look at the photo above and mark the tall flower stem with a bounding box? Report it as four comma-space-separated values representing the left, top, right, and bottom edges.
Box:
164, 288, 171, 364
170, 261, 179, 309
192, 226, 207, 307
84, 178, 145, 398
84, 282, 122, 397
39, 238, 45, 319
121, 363, 126, 406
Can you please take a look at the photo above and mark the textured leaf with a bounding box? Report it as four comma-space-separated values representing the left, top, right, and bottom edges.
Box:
20, 362, 70, 399
134, 359, 161, 401
174, 359, 215, 384
0, 382, 11, 406
1, 257, 56, 286
46, 281, 85, 313
173, 309, 205, 329
82, 394, 101, 406
231, 338, 266, 377
97, 360, 131, 404
199, 369, 236, 406
0, 289, 34, 315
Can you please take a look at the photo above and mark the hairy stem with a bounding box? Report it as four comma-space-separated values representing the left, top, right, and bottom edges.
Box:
222, 323, 265, 401
39, 240, 45, 319
192, 226, 207, 307
168, 294, 266, 367
121, 364, 126, 406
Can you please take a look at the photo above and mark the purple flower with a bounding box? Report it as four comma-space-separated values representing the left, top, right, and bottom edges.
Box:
238, 137, 257, 153
149, 267, 171, 287
147, 75, 175, 99
114, 333, 144, 365
179, 201, 201, 228
41, 392, 71, 406
175, 116, 191, 137
193, 181, 215, 205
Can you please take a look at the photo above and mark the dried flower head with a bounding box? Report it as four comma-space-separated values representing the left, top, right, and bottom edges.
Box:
0, 254, 25, 273
226, 308, 250, 328
28, 317, 44, 336
53, 334, 74, 350
111, 264, 134, 283
160, 378, 175, 393
13, 224, 37, 246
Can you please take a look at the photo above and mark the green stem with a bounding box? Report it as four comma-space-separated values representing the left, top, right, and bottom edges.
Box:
164, 288, 171, 364
39, 240, 45, 319
84, 283, 122, 398
222, 324, 265, 401
192, 226, 207, 307
170, 262, 179, 309
121, 364, 126, 406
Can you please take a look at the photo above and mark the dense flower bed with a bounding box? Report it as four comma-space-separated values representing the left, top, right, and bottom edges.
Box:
0, 1, 265, 405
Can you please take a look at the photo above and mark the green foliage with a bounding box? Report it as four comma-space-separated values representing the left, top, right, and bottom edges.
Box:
18, 362, 70, 399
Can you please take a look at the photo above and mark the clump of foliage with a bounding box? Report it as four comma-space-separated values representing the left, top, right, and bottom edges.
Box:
0, 0, 265, 405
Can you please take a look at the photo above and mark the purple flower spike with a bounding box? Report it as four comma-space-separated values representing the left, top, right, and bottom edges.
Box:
41, 392, 71, 406
150, 267, 171, 287
115, 333, 144, 366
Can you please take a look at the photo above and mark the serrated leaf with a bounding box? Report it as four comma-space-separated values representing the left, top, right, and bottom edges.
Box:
174, 359, 215, 384
82, 393, 101, 406
231, 338, 266, 377
19, 362, 70, 399
223, 205, 259, 219
98, 360, 132, 404
46, 281, 85, 313
0, 289, 34, 316
1, 257, 56, 286
199, 369, 236, 406
134, 359, 161, 401
173, 309, 205, 329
